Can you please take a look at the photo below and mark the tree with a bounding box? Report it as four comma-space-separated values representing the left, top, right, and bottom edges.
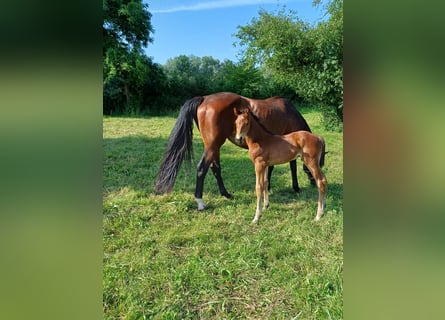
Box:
103, 0, 153, 54
235, 0, 343, 129
161, 55, 299, 110
215, 60, 264, 97
163, 55, 225, 105
103, 0, 159, 114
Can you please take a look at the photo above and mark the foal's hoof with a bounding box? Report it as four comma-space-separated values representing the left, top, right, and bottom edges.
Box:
293, 186, 301, 193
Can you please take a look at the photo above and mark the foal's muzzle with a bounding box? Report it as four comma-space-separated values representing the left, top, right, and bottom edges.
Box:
235, 136, 244, 145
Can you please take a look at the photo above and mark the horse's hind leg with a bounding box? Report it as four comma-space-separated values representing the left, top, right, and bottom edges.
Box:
210, 150, 232, 199
195, 147, 232, 210
267, 165, 274, 191
195, 152, 211, 210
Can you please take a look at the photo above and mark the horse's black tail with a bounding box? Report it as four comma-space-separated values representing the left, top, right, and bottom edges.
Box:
155, 96, 204, 194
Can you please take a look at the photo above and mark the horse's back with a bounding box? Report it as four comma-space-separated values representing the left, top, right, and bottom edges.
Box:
246, 96, 310, 134
195, 92, 310, 148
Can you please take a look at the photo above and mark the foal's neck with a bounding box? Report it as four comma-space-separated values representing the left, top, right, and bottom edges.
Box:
246, 114, 273, 143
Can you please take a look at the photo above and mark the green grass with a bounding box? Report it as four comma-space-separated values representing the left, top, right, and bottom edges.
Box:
103, 106, 343, 319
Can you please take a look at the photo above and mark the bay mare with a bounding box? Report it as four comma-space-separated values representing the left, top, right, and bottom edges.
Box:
234, 107, 327, 223
155, 92, 315, 210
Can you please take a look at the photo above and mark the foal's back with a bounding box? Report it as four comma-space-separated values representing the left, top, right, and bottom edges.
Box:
254, 130, 322, 167
284, 130, 324, 164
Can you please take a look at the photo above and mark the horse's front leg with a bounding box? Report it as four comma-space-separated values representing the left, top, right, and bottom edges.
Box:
289, 160, 301, 193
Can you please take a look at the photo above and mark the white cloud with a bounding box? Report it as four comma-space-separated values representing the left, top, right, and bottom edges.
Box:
152, 0, 295, 14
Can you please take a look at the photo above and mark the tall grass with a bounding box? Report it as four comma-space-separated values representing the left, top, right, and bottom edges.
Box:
103, 106, 343, 319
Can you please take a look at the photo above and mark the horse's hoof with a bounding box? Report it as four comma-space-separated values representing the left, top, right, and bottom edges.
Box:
293, 187, 301, 193
222, 192, 233, 199
195, 198, 207, 210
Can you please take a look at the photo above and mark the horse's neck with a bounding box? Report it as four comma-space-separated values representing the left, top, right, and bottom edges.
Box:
246, 115, 272, 143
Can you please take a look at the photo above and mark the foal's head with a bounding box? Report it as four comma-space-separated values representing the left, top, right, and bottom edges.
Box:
234, 107, 250, 145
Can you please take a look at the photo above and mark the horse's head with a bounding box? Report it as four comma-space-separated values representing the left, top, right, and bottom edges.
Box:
234, 107, 250, 145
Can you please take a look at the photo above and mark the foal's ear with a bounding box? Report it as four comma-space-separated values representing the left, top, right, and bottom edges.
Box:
234, 107, 246, 116
234, 107, 249, 116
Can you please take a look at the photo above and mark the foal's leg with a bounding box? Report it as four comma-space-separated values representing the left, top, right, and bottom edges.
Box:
314, 171, 327, 221
252, 162, 266, 224
304, 159, 327, 220
303, 163, 316, 186
263, 166, 269, 209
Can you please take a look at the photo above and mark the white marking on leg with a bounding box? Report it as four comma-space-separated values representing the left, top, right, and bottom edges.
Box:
263, 167, 269, 208
195, 198, 206, 210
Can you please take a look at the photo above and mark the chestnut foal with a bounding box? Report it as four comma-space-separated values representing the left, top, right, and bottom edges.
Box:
234, 107, 327, 223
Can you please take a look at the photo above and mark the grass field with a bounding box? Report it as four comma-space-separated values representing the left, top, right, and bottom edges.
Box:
103, 106, 343, 319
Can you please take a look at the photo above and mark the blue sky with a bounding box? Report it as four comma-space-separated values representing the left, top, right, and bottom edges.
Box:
144, 0, 325, 64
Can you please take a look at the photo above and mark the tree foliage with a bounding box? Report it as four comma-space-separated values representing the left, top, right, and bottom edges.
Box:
236, 0, 343, 129
161, 55, 294, 109
103, 0, 153, 53
103, 0, 162, 114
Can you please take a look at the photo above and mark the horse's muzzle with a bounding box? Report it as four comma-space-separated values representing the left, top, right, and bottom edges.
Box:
236, 136, 244, 145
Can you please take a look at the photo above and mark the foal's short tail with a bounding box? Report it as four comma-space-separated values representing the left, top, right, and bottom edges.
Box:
320, 137, 327, 168
154, 96, 204, 194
